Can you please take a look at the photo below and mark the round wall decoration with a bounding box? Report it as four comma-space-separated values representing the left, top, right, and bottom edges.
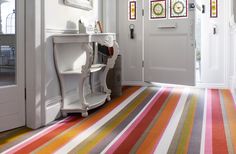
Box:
153, 3, 164, 16
173, 1, 185, 15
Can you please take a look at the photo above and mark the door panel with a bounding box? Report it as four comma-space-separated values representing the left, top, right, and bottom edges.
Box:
118, 0, 143, 82
0, 0, 25, 132
144, 0, 195, 85
200, 0, 225, 84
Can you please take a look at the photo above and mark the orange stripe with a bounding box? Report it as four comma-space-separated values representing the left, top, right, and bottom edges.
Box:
222, 90, 236, 152
211, 89, 228, 154
14, 117, 82, 154
136, 88, 182, 154
32, 86, 140, 154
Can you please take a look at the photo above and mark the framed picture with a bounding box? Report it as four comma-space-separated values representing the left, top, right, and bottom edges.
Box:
150, 0, 167, 20
64, 0, 93, 10
210, 0, 218, 18
128, 1, 137, 21
170, 0, 188, 19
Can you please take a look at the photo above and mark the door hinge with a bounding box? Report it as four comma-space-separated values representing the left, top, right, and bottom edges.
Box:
142, 61, 144, 67
142, 9, 144, 16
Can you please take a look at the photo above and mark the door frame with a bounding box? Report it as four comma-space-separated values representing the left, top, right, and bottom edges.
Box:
25, 0, 45, 129
197, 0, 231, 88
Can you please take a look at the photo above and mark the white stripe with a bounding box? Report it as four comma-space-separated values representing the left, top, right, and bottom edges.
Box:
101, 87, 164, 154
230, 89, 236, 105
2, 116, 72, 154
55, 87, 146, 154
154, 88, 190, 154
200, 89, 207, 154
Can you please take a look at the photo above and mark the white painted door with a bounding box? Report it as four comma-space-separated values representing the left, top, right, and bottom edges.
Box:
200, 0, 226, 86
144, 0, 196, 85
0, 0, 25, 132
118, 0, 143, 83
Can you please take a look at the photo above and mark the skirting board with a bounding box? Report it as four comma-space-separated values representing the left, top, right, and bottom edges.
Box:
45, 96, 62, 125
45, 103, 61, 125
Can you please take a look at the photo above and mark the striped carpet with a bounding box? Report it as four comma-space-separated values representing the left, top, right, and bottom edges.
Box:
1, 86, 236, 154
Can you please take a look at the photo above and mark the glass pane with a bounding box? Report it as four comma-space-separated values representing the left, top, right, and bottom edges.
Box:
128, 0, 137, 21
150, 0, 167, 20
169, 0, 187, 18
0, 0, 15, 86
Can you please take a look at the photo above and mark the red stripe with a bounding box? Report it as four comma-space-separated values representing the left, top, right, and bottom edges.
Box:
13, 116, 82, 154
111, 88, 172, 154
211, 89, 228, 154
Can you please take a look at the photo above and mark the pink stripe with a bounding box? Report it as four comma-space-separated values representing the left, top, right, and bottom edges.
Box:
4, 116, 74, 154
205, 89, 212, 154
106, 88, 166, 154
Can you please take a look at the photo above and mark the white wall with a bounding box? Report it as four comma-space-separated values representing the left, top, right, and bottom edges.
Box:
43, 0, 102, 125
103, 0, 116, 33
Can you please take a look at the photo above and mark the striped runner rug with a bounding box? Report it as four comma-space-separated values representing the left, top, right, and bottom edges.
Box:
1, 86, 236, 154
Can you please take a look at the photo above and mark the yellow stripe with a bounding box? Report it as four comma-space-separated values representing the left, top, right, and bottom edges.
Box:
0, 128, 32, 148
69, 89, 152, 154
176, 90, 198, 154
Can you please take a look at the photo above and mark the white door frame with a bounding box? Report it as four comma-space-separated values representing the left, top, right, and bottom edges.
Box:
25, 0, 45, 129
197, 0, 230, 88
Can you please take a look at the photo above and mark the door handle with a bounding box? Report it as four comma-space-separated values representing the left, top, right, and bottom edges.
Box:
213, 26, 217, 35
158, 26, 177, 29
129, 24, 135, 39
202, 5, 205, 13
157, 23, 177, 29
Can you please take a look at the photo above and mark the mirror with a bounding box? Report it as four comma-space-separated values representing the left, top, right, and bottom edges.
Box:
64, 0, 93, 10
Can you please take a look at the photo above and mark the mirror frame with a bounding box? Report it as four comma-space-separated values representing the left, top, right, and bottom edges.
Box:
64, 0, 93, 10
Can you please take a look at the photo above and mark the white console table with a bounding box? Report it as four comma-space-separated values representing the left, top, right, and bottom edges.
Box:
53, 33, 119, 117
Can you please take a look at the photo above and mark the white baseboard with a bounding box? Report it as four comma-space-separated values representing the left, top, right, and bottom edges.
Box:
196, 83, 227, 89
122, 81, 228, 89
44, 96, 62, 125
45, 103, 61, 125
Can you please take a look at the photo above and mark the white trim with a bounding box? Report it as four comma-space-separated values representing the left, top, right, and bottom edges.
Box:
196, 83, 227, 89
122, 81, 228, 89
25, 0, 45, 129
